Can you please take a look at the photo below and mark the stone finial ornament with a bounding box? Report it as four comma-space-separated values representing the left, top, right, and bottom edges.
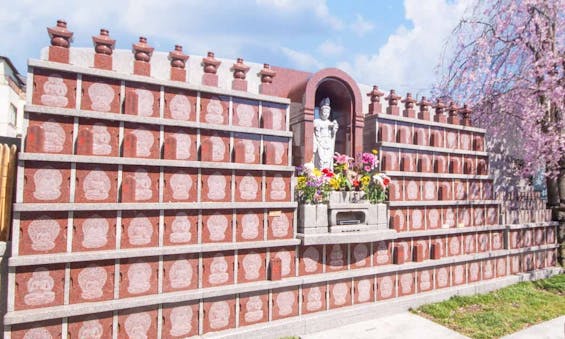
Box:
418, 96, 432, 120
367, 85, 384, 114
459, 103, 473, 126
402, 92, 417, 118
232, 58, 250, 91
447, 101, 460, 124
92, 29, 115, 70
385, 89, 401, 115
433, 99, 447, 123
259, 64, 277, 95
47, 19, 73, 63
202, 51, 221, 87
132, 37, 154, 76
169, 45, 189, 82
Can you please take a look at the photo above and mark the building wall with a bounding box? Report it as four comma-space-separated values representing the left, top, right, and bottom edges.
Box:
0, 59, 25, 138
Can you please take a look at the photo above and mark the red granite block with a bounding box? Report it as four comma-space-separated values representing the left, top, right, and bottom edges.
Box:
81, 76, 120, 113
473, 135, 484, 151
233, 99, 259, 128
200, 94, 229, 125
430, 238, 445, 259
433, 154, 447, 173
463, 157, 475, 174
270, 246, 296, 279
235, 210, 264, 242
32, 69, 76, 109
430, 129, 444, 147
200, 131, 230, 162
75, 164, 117, 203
477, 158, 488, 175
463, 233, 476, 254
437, 180, 451, 200
405, 179, 420, 200
446, 130, 458, 149
202, 210, 233, 243
162, 254, 199, 292
393, 241, 410, 264
164, 88, 197, 121
417, 269, 434, 292
546, 227, 556, 244
69, 260, 114, 304
163, 211, 198, 246
299, 245, 323, 275
546, 250, 557, 266
448, 235, 462, 256
398, 272, 415, 296
234, 134, 261, 164
264, 136, 289, 165
452, 264, 466, 285
486, 205, 498, 225
354, 277, 375, 303
271, 288, 299, 320
351, 243, 371, 268
267, 209, 293, 240
474, 207, 485, 226
11, 320, 62, 339
73, 211, 116, 252
163, 127, 197, 161
443, 207, 457, 228
163, 168, 198, 203
458, 207, 471, 227
202, 251, 235, 288
378, 123, 395, 142
477, 232, 490, 252
491, 231, 504, 250
266, 172, 290, 202
120, 210, 159, 249
388, 180, 403, 201
239, 293, 269, 326
459, 132, 472, 150
326, 244, 347, 271
413, 127, 429, 146
201, 170, 231, 202
262, 103, 287, 130
409, 208, 425, 230
301, 283, 327, 314
123, 123, 160, 159
23, 162, 70, 203
418, 153, 433, 172
509, 230, 521, 249
381, 150, 399, 171
121, 166, 159, 203
76, 118, 119, 157
496, 257, 507, 277
427, 208, 441, 230
377, 275, 396, 300
523, 229, 533, 247
523, 253, 535, 271
482, 182, 493, 200
482, 259, 495, 280
25, 114, 74, 154
238, 249, 266, 283
162, 302, 199, 338
68, 312, 113, 339
235, 171, 262, 203
119, 258, 158, 298
435, 266, 451, 289
328, 280, 352, 309
448, 156, 461, 174
510, 255, 522, 274
203, 298, 236, 334
374, 241, 392, 266
468, 261, 481, 282
118, 309, 158, 339
422, 180, 437, 201
14, 264, 65, 310
124, 83, 159, 117
413, 242, 426, 262
390, 208, 407, 232
19, 211, 67, 255
396, 125, 411, 144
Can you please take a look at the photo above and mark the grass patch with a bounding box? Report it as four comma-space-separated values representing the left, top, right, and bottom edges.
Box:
413, 274, 565, 339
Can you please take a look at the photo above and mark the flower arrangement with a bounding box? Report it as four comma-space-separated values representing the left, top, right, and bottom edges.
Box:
295, 150, 391, 204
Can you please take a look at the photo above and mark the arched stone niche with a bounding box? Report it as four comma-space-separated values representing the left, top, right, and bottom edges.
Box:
291, 68, 364, 166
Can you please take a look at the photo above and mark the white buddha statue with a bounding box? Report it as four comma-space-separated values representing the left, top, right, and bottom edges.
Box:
313, 97, 338, 170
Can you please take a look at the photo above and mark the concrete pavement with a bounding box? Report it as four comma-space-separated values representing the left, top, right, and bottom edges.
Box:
301, 312, 565, 339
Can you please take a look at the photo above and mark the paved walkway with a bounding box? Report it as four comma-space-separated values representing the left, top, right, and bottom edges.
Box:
301, 312, 565, 339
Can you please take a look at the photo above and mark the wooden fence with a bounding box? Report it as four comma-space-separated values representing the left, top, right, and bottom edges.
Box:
0, 144, 17, 241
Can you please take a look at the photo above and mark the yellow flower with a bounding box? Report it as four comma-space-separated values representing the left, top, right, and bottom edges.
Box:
329, 177, 340, 190
297, 176, 306, 189
361, 176, 370, 186
372, 149, 378, 155
313, 168, 322, 177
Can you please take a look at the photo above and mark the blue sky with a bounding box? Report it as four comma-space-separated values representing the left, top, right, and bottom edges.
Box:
0, 0, 472, 96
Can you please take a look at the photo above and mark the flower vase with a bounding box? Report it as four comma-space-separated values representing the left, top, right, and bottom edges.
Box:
298, 204, 328, 229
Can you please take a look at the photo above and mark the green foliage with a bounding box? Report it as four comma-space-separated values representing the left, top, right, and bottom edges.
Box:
414, 274, 565, 339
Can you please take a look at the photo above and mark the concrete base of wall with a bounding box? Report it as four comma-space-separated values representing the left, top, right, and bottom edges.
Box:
205, 267, 563, 339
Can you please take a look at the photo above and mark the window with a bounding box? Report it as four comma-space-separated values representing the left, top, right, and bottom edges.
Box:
9, 103, 17, 126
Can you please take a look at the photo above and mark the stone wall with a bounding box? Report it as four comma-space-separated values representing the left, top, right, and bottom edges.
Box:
1, 20, 560, 339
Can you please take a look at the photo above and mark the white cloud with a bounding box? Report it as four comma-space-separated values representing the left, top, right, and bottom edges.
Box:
318, 40, 344, 56
350, 14, 374, 37
280, 46, 323, 70
338, 0, 472, 95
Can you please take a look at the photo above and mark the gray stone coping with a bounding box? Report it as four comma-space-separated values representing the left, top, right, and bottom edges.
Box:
19, 152, 295, 172
379, 141, 489, 156
506, 221, 559, 229
13, 201, 298, 212
29, 59, 291, 105
25, 104, 294, 138
3, 245, 558, 325
388, 200, 500, 207
396, 224, 508, 238
0, 241, 6, 257
8, 239, 301, 267
369, 113, 487, 133
206, 267, 562, 339
384, 171, 492, 180
297, 229, 397, 245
